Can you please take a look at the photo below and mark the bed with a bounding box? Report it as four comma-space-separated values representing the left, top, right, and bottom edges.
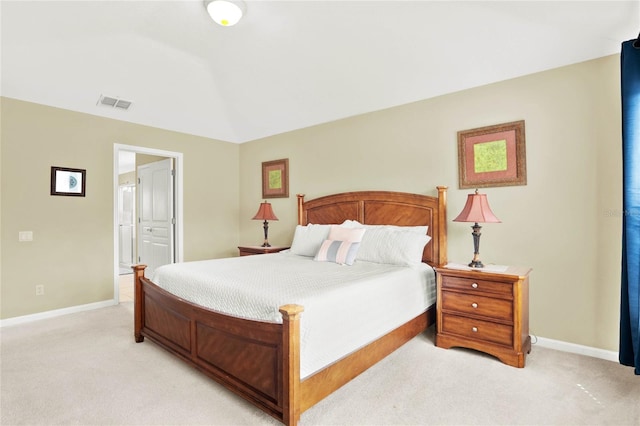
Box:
133, 187, 448, 425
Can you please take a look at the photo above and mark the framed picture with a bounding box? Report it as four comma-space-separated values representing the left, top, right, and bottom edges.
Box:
261, 158, 289, 198
457, 120, 526, 189
50, 166, 86, 197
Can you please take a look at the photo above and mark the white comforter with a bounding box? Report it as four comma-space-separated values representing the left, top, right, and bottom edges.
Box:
152, 252, 436, 378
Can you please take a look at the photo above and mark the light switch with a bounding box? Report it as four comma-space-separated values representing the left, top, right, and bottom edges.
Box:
19, 231, 33, 242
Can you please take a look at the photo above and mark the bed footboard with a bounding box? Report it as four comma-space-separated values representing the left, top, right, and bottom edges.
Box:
132, 265, 303, 425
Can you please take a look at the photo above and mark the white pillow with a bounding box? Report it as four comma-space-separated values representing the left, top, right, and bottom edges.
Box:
290, 224, 331, 257
341, 220, 428, 235
356, 227, 431, 266
314, 240, 361, 266
328, 225, 366, 242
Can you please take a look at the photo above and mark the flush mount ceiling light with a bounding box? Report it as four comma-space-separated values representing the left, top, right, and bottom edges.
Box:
204, 0, 245, 27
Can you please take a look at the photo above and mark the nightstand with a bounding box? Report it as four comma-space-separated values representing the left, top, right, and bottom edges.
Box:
435, 264, 532, 368
238, 246, 290, 256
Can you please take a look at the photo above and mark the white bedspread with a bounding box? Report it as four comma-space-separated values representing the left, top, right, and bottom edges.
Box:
151, 252, 436, 378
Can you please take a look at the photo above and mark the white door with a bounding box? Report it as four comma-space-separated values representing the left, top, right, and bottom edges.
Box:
137, 158, 175, 278
118, 184, 135, 269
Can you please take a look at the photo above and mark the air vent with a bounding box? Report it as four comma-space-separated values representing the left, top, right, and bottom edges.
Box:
97, 94, 132, 111
115, 100, 131, 109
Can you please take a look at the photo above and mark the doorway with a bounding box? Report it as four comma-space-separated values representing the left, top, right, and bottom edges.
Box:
113, 144, 184, 303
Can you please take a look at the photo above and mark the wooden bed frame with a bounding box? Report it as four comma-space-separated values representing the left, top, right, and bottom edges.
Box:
133, 187, 447, 425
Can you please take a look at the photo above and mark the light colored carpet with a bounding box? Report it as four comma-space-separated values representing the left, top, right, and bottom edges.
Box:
1, 302, 639, 426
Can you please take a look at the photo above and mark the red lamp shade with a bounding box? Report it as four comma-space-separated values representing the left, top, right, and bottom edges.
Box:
453, 190, 501, 224
252, 201, 278, 221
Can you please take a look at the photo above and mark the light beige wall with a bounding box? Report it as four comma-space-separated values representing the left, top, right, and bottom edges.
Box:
1, 55, 623, 350
119, 171, 135, 186
239, 55, 622, 352
0, 98, 240, 319
137, 154, 167, 166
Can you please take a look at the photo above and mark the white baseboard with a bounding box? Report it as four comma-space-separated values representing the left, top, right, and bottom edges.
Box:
536, 336, 619, 363
0, 299, 117, 328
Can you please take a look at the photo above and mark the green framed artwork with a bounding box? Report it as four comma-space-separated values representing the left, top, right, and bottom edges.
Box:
261, 158, 289, 198
457, 121, 526, 189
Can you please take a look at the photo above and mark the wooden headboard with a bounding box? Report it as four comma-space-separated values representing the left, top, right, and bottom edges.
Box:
296, 187, 447, 267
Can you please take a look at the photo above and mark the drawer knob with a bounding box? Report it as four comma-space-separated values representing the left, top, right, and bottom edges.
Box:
471, 283, 478, 289
471, 302, 478, 308
472, 326, 478, 332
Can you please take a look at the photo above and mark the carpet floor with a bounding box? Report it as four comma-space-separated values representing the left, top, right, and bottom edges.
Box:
1, 302, 638, 425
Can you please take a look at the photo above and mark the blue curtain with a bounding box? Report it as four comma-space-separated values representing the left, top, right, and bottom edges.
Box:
621, 38, 640, 375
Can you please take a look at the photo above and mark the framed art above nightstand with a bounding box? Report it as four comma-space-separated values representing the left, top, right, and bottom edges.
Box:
435, 263, 532, 368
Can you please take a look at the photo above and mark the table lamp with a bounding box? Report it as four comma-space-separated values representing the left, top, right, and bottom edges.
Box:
453, 189, 501, 268
252, 201, 278, 247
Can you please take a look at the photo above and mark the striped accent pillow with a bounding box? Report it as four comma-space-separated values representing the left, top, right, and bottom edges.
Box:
314, 240, 361, 266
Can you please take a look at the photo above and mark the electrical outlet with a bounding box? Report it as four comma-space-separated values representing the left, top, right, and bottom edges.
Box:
19, 231, 33, 242
35, 285, 45, 296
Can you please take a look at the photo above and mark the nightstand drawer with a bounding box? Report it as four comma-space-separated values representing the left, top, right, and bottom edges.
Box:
441, 275, 512, 297
441, 291, 513, 321
441, 313, 513, 347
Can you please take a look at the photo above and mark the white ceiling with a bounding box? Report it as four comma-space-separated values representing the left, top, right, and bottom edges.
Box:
1, 1, 638, 144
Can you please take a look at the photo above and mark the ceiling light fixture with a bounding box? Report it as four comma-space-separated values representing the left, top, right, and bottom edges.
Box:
204, 0, 245, 27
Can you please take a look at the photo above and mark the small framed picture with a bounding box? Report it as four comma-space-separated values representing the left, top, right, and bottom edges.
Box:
261, 158, 289, 198
458, 120, 526, 189
51, 166, 86, 197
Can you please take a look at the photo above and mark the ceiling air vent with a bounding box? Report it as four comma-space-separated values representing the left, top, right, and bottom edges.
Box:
114, 99, 131, 110
97, 94, 132, 111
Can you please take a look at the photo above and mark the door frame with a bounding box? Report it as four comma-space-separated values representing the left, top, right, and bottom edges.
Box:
113, 143, 184, 303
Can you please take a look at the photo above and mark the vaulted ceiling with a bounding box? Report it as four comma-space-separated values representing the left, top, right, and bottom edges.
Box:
1, 1, 637, 143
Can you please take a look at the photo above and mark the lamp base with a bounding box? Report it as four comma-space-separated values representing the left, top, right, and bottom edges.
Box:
468, 259, 484, 268
469, 223, 484, 268
260, 220, 271, 247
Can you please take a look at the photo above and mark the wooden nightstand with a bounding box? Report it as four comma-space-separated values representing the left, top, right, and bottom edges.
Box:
238, 246, 290, 256
435, 264, 532, 368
